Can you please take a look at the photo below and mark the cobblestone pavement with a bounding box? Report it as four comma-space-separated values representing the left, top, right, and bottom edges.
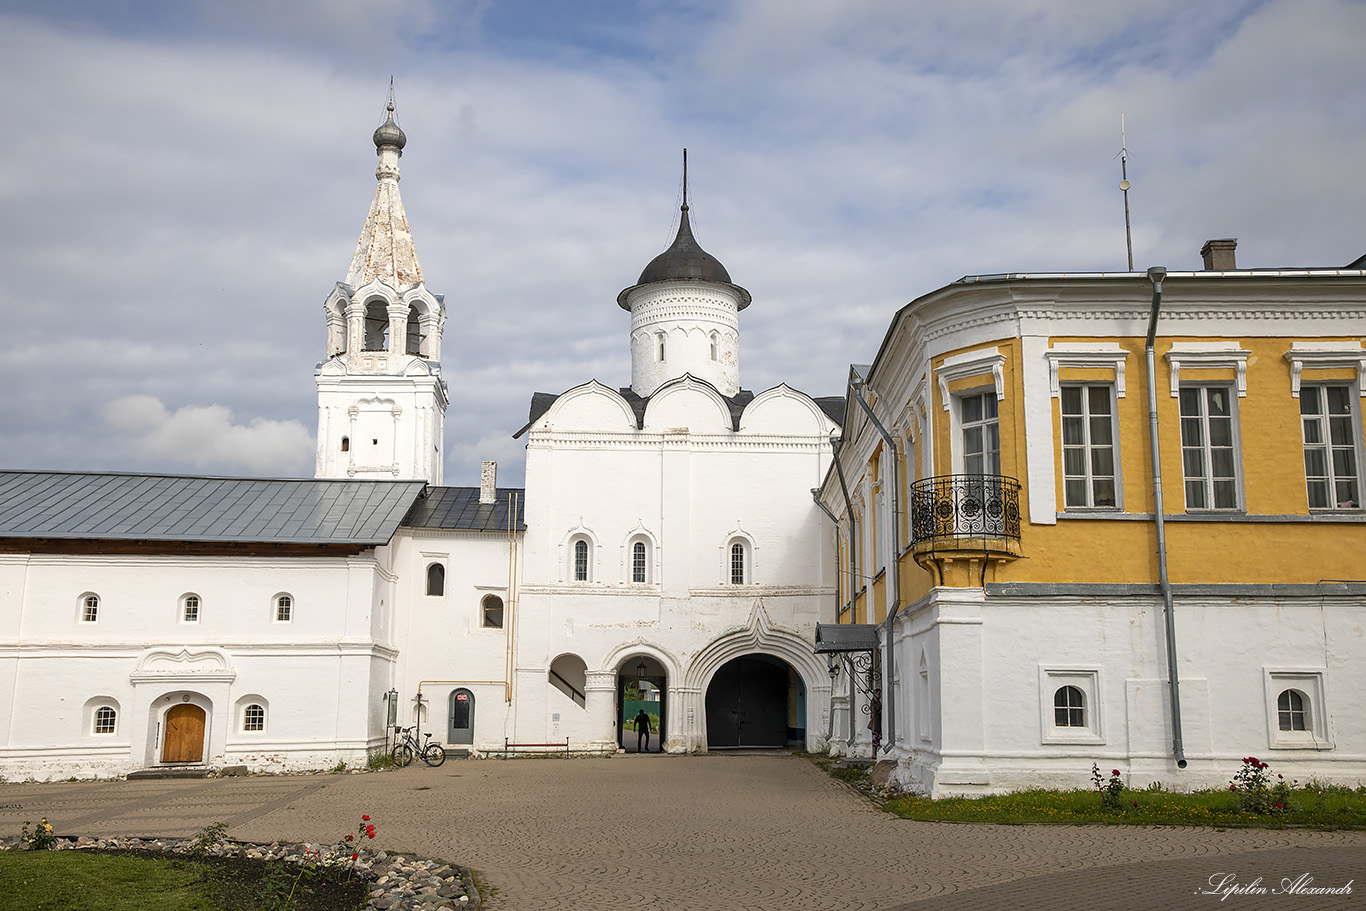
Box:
1, 754, 1362, 910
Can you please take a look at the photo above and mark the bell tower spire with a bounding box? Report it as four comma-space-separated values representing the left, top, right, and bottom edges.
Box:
314, 89, 448, 485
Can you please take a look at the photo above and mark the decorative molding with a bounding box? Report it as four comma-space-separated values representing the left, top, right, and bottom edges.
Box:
130, 647, 236, 685
937, 348, 1006, 410
1283, 342, 1366, 397
1043, 343, 1129, 398
1164, 341, 1252, 397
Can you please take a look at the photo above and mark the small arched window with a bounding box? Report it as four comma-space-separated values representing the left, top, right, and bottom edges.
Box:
341, 436, 350, 452
574, 539, 590, 581
426, 563, 445, 597
274, 594, 293, 623
81, 594, 100, 623
657, 333, 666, 362
93, 706, 117, 735
710, 332, 719, 361
482, 594, 504, 629
730, 541, 746, 585
244, 704, 266, 732
632, 541, 647, 583
1053, 685, 1085, 727
182, 594, 200, 623
1277, 689, 1308, 731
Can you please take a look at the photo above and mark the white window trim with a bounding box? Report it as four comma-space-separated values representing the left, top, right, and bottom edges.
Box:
1298, 382, 1363, 511
241, 703, 267, 734
1044, 343, 1128, 398
1039, 667, 1104, 745
78, 592, 100, 624
721, 529, 755, 585
1284, 342, 1366, 398
1264, 669, 1332, 749
180, 593, 201, 624
1165, 341, 1251, 397
950, 388, 1002, 477
938, 348, 1005, 411
272, 593, 294, 624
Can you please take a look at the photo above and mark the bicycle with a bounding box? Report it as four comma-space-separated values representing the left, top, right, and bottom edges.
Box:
391, 726, 446, 767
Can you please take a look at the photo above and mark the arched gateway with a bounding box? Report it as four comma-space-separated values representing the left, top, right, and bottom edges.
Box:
705, 654, 806, 748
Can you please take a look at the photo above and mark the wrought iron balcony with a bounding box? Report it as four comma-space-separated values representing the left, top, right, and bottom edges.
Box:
909, 474, 1022, 553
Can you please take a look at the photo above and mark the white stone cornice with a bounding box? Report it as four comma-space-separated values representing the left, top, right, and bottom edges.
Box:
1043, 342, 1129, 398
1284, 342, 1366, 397
1164, 341, 1252, 397
937, 347, 1006, 410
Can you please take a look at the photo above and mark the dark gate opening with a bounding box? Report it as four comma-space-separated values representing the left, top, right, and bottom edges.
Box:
706, 654, 805, 749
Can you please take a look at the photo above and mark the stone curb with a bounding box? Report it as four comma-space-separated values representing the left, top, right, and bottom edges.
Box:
0, 834, 481, 911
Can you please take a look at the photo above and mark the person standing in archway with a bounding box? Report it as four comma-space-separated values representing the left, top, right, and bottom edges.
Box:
634, 708, 652, 753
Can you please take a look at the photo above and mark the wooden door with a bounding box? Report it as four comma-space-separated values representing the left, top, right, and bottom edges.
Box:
162, 704, 206, 763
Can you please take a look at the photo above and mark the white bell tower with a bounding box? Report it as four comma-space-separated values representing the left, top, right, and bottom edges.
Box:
315, 95, 447, 484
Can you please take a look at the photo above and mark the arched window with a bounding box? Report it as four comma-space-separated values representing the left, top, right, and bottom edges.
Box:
81, 593, 100, 623
243, 704, 266, 732
426, 563, 445, 597
709, 332, 719, 361
341, 436, 350, 452
93, 706, 117, 735
1053, 685, 1085, 727
181, 594, 200, 623
1277, 689, 1308, 731
404, 305, 422, 355
730, 541, 747, 584
632, 541, 647, 583
481, 594, 504, 629
274, 594, 293, 623
363, 300, 389, 351
657, 333, 666, 362
574, 539, 590, 581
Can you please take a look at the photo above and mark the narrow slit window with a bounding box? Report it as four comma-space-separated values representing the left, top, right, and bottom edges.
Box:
574, 540, 589, 581
632, 541, 647, 583
730, 542, 746, 584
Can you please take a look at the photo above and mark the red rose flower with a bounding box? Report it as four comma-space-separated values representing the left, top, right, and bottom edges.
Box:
362, 815, 370, 821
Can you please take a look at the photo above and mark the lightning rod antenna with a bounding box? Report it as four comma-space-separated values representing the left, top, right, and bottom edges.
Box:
1118, 113, 1134, 271
682, 148, 688, 210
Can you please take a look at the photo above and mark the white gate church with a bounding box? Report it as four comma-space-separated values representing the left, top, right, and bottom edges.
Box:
0, 102, 842, 779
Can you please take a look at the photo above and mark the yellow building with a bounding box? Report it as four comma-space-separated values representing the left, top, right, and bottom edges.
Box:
818, 239, 1366, 795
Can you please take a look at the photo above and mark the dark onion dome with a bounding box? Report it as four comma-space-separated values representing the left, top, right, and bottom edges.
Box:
373, 102, 407, 151
617, 204, 751, 310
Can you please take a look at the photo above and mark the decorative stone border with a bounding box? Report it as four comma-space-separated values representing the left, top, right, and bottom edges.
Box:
0, 834, 480, 911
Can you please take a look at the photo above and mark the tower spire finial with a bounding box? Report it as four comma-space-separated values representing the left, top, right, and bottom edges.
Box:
682, 148, 688, 212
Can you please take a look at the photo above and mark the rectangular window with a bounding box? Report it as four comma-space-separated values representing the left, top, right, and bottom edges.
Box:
961, 392, 1000, 475
1301, 384, 1360, 509
1060, 385, 1117, 508
1179, 386, 1240, 510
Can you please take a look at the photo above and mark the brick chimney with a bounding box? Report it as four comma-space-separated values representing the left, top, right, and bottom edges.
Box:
479, 460, 497, 505
1200, 238, 1237, 271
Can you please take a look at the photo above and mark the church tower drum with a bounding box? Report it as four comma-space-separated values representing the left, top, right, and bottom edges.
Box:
617, 154, 750, 398
315, 98, 447, 484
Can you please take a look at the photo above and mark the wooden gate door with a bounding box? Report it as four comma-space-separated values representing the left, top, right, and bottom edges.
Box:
162, 704, 206, 763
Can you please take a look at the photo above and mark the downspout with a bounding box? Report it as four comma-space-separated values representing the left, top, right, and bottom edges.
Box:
851, 381, 900, 755
812, 490, 843, 743
1144, 265, 1187, 769
829, 434, 859, 747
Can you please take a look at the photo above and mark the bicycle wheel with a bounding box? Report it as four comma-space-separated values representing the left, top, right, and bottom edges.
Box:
392, 744, 414, 767
423, 744, 446, 767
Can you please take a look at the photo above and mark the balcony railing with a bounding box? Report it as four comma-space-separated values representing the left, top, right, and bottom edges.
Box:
910, 474, 1022, 551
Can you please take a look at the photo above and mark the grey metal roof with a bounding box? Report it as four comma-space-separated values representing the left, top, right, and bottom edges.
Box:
0, 471, 426, 545
401, 486, 525, 532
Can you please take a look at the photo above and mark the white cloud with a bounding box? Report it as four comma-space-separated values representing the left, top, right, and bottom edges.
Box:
104, 395, 314, 476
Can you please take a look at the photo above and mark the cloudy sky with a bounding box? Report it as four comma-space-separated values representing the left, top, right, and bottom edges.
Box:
2, 0, 1363, 488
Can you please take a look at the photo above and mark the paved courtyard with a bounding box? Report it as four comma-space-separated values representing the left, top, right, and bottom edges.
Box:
1, 754, 1361, 910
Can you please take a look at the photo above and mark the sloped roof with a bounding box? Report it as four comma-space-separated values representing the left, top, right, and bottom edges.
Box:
401, 486, 526, 531
0, 471, 426, 545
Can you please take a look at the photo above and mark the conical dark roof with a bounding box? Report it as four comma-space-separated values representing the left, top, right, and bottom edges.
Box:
637, 205, 732, 284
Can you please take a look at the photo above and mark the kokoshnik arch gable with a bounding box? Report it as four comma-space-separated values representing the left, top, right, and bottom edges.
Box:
1, 100, 1363, 792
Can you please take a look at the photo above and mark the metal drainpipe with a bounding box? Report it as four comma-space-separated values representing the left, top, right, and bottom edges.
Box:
829, 435, 860, 748
1145, 265, 1187, 770
851, 381, 900, 755
811, 490, 844, 745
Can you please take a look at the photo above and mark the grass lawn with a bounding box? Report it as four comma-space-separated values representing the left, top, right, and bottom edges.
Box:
0, 850, 368, 911
809, 756, 1366, 828
886, 784, 1366, 828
